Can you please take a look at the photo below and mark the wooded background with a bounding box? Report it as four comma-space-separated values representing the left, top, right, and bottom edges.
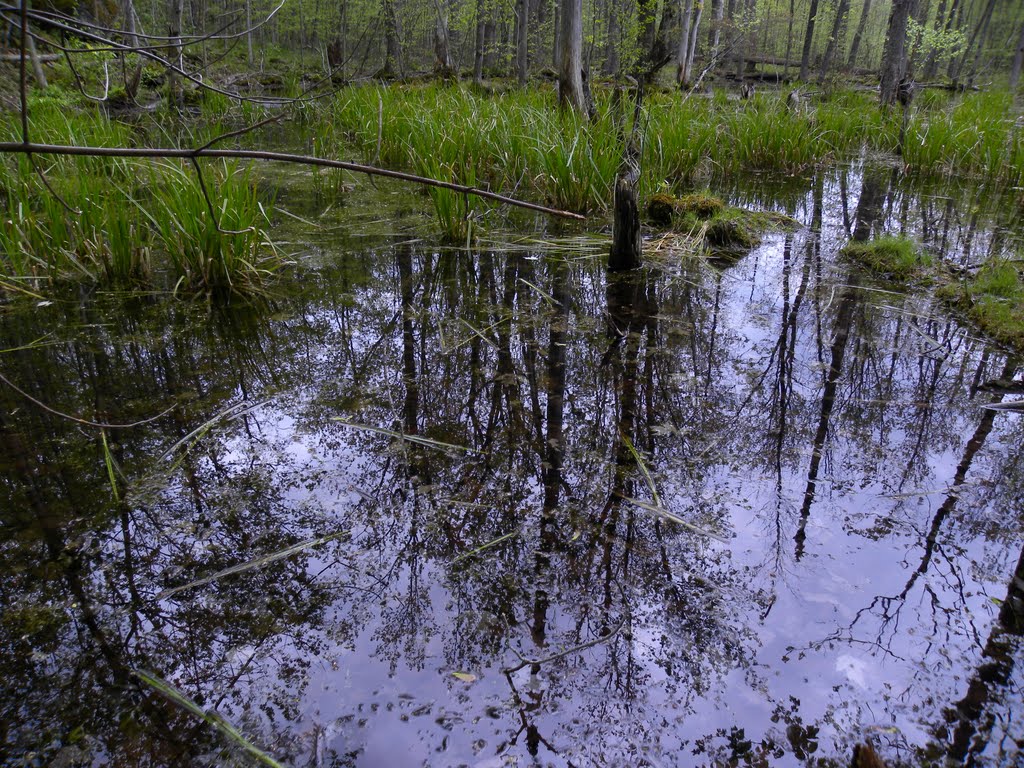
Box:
74, 0, 1023, 88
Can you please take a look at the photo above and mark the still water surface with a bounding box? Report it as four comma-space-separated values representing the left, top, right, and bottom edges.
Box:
1, 167, 1022, 767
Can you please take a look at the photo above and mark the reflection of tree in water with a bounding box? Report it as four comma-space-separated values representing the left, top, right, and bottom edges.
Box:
2, 176, 1023, 766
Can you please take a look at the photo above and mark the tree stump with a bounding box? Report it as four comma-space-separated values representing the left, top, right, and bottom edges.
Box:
609, 161, 641, 271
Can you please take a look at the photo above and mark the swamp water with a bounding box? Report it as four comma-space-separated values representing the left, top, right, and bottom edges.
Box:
1, 167, 1022, 767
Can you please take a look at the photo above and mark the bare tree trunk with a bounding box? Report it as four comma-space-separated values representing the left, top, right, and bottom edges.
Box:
603, 0, 620, 75
1011, 19, 1024, 89
782, 0, 796, 75
473, 0, 486, 83
636, 0, 678, 82
945, 0, 967, 79
708, 0, 723, 69
798, 0, 821, 80
119, 0, 142, 96
920, 0, 948, 77
963, 0, 997, 87
685, 0, 704, 80
516, 0, 529, 85
676, 0, 696, 85
245, 0, 253, 66
167, 0, 183, 107
431, 0, 455, 79
879, 0, 916, 107
558, 0, 585, 111
846, 0, 874, 69
381, 0, 403, 78
818, 0, 849, 82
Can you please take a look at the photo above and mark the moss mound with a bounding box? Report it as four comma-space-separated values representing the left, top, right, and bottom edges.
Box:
841, 235, 930, 281
645, 192, 724, 226
938, 262, 1024, 350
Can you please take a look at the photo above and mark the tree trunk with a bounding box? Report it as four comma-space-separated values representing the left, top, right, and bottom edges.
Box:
963, 0, 997, 88
919, 0, 947, 77
473, 0, 486, 83
798, 0, 821, 80
846, 0, 874, 69
381, 0, 403, 78
879, 0, 916, 107
685, 0, 704, 81
431, 0, 455, 79
818, 0, 849, 82
516, 0, 529, 85
603, 0, 619, 75
167, 0, 183, 107
610, 168, 641, 270
783, 0, 796, 75
676, 0, 696, 86
558, 0, 585, 112
707, 0, 723, 69
1011, 19, 1024, 90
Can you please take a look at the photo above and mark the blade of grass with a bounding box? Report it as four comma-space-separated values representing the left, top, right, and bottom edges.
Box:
100, 428, 120, 502
157, 529, 351, 599
449, 528, 519, 565
158, 399, 270, 464
620, 496, 729, 543
518, 278, 561, 307
133, 669, 286, 768
331, 418, 481, 454
620, 432, 660, 507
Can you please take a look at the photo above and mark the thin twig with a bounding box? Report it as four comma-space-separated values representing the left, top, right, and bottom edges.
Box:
30, 155, 80, 214
0, 141, 586, 220
0, 371, 176, 429
189, 157, 251, 235
194, 114, 284, 152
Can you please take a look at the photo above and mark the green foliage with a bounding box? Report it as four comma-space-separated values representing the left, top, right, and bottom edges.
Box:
841, 235, 930, 281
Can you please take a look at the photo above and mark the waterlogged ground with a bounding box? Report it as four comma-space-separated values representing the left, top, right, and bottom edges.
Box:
2, 168, 1023, 768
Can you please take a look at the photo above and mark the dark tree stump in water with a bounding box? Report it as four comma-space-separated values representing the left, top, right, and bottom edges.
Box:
609, 163, 641, 271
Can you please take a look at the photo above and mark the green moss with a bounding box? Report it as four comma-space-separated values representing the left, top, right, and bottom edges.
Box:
841, 235, 930, 282
645, 191, 724, 227
939, 262, 1024, 350
705, 217, 758, 250
646, 193, 679, 226
676, 193, 725, 218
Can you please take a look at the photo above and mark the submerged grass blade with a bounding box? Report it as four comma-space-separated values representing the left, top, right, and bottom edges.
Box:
620, 432, 661, 507
134, 669, 286, 768
332, 418, 481, 454
449, 529, 520, 565
157, 529, 350, 599
100, 428, 120, 502
621, 496, 729, 543
158, 399, 270, 464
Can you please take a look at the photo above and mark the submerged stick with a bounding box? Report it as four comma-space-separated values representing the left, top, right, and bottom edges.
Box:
0, 142, 586, 221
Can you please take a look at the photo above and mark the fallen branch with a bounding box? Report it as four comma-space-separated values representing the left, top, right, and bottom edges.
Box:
0, 141, 586, 221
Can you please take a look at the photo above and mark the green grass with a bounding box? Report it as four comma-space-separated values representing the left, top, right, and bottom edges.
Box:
841, 235, 931, 281
0, 94, 283, 295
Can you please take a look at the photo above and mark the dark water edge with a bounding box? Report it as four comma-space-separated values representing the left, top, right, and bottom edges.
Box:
1, 166, 1022, 767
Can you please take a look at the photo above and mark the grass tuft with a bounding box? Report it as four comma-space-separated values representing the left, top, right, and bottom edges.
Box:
841, 235, 930, 281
